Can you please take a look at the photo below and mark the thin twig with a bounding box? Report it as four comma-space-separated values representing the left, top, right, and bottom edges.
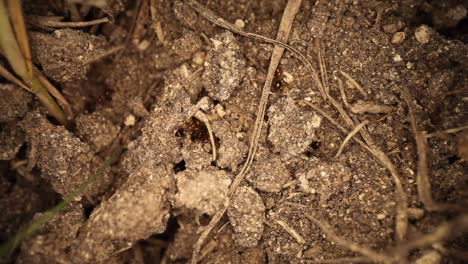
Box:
335, 120, 368, 158
337, 77, 350, 108
305, 214, 392, 263
424, 125, 468, 138
392, 214, 468, 257
30, 16, 110, 28
194, 111, 217, 161
340, 70, 367, 97
275, 219, 306, 245
401, 87, 465, 212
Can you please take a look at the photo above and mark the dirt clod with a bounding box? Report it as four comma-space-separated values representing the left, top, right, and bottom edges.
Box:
175, 166, 231, 215
227, 186, 265, 248
202, 31, 247, 101
16, 204, 84, 264
268, 97, 322, 159
0, 84, 32, 123
72, 163, 174, 263
21, 112, 112, 199
30, 29, 107, 83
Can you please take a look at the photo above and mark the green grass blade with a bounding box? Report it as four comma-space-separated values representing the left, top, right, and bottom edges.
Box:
0, 147, 125, 258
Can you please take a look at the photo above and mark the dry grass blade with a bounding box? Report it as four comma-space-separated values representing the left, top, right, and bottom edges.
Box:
7, 0, 33, 79
424, 125, 468, 139
335, 120, 368, 158
30, 16, 110, 28
304, 257, 373, 263
0, 0, 69, 124
0, 147, 125, 258
0, 0, 27, 78
275, 219, 306, 245
34, 68, 74, 120
191, 1, 303, 263
392, 214, 468, 257
401, 87, 466, 212
339, 70, 367, 97
0, 63, 32, 92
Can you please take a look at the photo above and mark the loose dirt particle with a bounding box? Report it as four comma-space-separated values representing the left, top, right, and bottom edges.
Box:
392, 31, 406, 44
227, 186, 265, 248
414, 25, 432, 44
212, 119, 248, 170
172, 31, 203, 60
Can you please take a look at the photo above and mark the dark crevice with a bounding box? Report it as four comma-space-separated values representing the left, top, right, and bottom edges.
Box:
173, 160, 186, 173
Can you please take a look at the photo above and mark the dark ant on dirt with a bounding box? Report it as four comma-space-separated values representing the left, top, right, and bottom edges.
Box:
175, 117, 210, 143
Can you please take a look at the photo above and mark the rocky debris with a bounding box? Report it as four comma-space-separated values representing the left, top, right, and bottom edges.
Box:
414, 25, 432, 44
72, 163, 174, 263
247, 151, 290, 193
268, 97, 322, 159
297, 160, 352, 207
30, 29, 107, 83
175, 166, 231, 215
0, 84, 32, 123
121, 66, 194, 173
227, 186, 265, 248
391, 31, 406, 44
212, 118, 248, 170
202, 31, 247, 101
20, 112, 112, 199
76, 111, 120, 152
16, 204, 84, 264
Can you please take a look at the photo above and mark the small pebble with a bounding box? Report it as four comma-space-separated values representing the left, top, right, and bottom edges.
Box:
415, 25, 431, 44
125, 114, 136, 126
393, 54, 403, 62
192, 51, 205, 65
391, 31, 406, 44
376, 214, 386, 220
235, 19, 245, 29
